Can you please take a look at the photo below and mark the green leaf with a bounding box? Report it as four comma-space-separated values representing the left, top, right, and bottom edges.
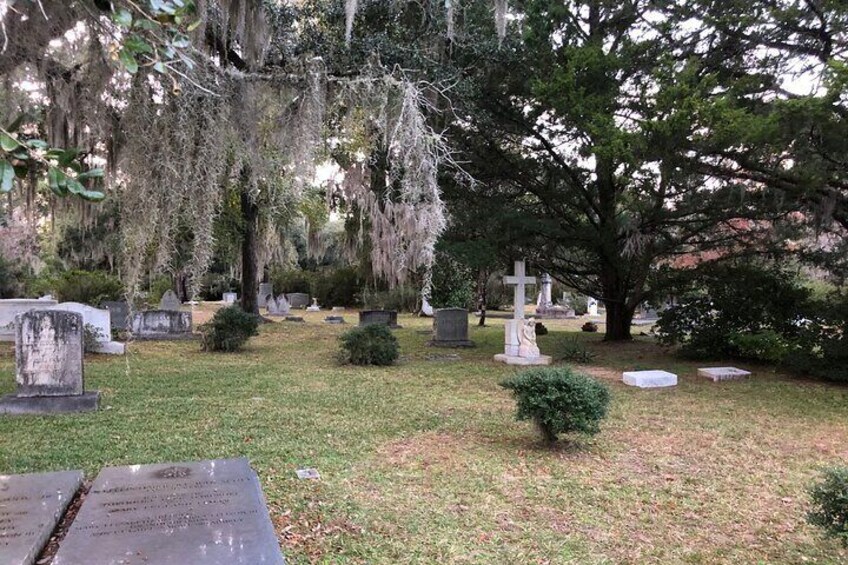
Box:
112, 8, 132, 27
81, 190, 106, 202
187, 19, 202, 32
0, 132, 21, 152
153, 61, 167, 74
58, 148, 80, 167
124, 36, 154, 54
5, 113, 27, 133
25, 139, 48, 149
66, 178, 85, 195
48, 167, 68, 196
119, 48, 139, 74
0, 161, 14, 193
77, 168, 105, 180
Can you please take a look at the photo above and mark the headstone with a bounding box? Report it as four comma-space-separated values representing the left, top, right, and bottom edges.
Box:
257, 283, 273, 308
421, 294, 434, 317
587, 297, 599, 317
222, 292, 238, 304
494, 260, 551, 366
430, 308, 474, 347
0, 310, 100, 414
101, 300, 130, 331
331, 306, 345, 312
622, 370, 678, 388
158, 290, 181, 312
266, 295, 290, 317
540, 273, 553, 307
52, 458, 285, 565
49, 302, 125, 355
324, 316, 345, 324
698, 367, 752, 382
358, 310, 401, 329
0, 299, 58, 341
0, 470, 84, 565
295, 468, 320, 480
286, 293, 310, 309
131, 310, 193, 340
284, 316, 304, 323
306, 298, 321, 312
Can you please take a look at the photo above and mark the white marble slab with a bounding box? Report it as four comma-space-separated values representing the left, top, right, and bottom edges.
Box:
622, 370, 678, 388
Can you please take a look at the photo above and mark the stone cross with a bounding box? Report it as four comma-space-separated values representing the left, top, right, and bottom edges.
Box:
504, 260, 536, 320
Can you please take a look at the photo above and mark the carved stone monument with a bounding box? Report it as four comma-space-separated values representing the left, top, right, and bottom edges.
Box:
267, 295, 290, 317
306, 298, 321, 312
222, 292, 238, 304
158, 290, 181, 312
359, 310, 401, 329
494, 260, 551, 366
101, 300, 130, 331
0, 310, 100, 414
0, 298, 58, 341
698, 367, 752, 382
257, 283, 273, 308
587, 296, 599, 317
622, 370, 678, 388
52, 458, 285, 565
49, 302, 125, 355
0, 470, 83, 564
131, 311, 193, 340
430, 308, 474, 348
286, 293, 310, 309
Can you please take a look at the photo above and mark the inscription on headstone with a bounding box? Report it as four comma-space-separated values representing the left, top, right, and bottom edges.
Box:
53, 458, 285, 565
0, 470, 83, 565
158, 290, 181, 312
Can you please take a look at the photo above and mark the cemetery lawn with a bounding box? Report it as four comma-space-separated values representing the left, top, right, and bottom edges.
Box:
1, 308, 847, 564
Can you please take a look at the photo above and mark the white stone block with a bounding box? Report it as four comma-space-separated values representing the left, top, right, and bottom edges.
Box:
622, 370, 678, 388
493, 353, 552, 366
504, 320, 520, 356
698, 367, 751, 382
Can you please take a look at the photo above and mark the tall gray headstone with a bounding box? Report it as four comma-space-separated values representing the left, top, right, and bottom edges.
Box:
257, 283, 273, 308
286, 293, 309, 309
52, 458, 285, 565
430, 308, 474, 348
0, 470, 83, 565
0, 310, 100, 414
101, 301, 129, 331
158, 290, 181, 312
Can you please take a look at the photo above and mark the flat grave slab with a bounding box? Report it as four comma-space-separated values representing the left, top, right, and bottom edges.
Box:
622, 370, 678, 388
698, 366, 752, 382
0, 469, 83, 565
52, 458, 284, 565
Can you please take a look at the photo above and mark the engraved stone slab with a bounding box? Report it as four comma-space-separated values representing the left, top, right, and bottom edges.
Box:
622, 370, 678, 388
101, 301, 130, 331
49, 302, 124, 355
430, 308, 474, 347
15, 310, 84, 397
131, 311, 193, 340
0, 299, 58, 341
222, 293, 238, 305
53, 458, 285, 565
0, 470, 83, 565
698, 367, 751, 382
158, 290, 181, 312
358, 310, 401, 329
286, 293, 309, 310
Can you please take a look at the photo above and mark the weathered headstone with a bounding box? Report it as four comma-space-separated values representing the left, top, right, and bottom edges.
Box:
131, 310, 193, 340
430, 308, 474, 348
0, 470, 84, 565
420, 294, 434, 317
0, 299, 58, 341
359, 310, 401, 329
286, 293, 309, 309
101, 300, 130, 331
494, 260, 551, 366
257, 283, 273, 308
306, 298, 321, 312
158, 290, 181, 312
49, 302, 125, 355
52, 458, 285, 565
698, 367, 751, 382
267, 295, 290, 317
622, 370, 678, 388
0, 310, 100, 414
587, 297, 599, 317
331, 306, 345, 312
324, 316, 345, 324
222, 292, 238, 305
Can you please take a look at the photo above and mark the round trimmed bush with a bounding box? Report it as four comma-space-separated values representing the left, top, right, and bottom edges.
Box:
339, 324, 399, 366
500, 367, 610, 444
199, 306, 260, 352
808, 466, 848, 547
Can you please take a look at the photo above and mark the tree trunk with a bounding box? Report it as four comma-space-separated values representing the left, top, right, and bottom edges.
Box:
239, 168, 259, 315
604, 298, 634, 341
477, 268, 487, 327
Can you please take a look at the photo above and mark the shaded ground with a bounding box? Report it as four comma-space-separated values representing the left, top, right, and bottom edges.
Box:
0, 305, 845, 563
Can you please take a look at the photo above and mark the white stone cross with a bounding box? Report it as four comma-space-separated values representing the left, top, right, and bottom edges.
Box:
504, 260, 536, 320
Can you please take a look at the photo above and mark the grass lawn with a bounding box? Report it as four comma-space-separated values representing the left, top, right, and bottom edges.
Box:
0, 306, 846, 564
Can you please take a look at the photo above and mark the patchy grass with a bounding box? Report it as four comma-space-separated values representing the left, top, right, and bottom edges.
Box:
0, 306, 846, 563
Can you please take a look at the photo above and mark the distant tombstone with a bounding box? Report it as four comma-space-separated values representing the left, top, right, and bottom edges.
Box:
587, 297, 599, 317
222, 292, 238, 304
287, 293, 310, 309
698, 367, 752, 382
359, 310, 401, 329
324, 316, 346, 324
331, 306, 345, 312
494, 260, 551, 366
306, 298, 321, 312
257, 283, 273, 308
430, 308, 474, 348
622, 370, 678, 388
52, 458, 285, 565
0, 310, 100, 414
101, 300, 130, 331
159, 290, 181, 311
131, 310, 193, 340
0, 298, 58, 341
0, 470, 83, 564
50, 302, 125, 355
421, 294, 434, 317
284, 316, 305, 323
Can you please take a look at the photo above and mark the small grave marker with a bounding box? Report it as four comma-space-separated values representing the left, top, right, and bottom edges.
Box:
295, 468, 320, 480
622, 370, 678, 388
698, 367, 751, 382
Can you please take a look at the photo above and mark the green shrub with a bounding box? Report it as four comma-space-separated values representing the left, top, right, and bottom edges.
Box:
500, 367, 610, 444
430, 252, 475, 309
271, 268, 315, 295
339, 324, 399, 366
0, 255, 21, 298
313, 267, 362, 307
49, 270, 123, 305
83, 323, 105, 353
555, 337, 597, 363
199, 306, 260, 352
198, 272, 239, 301
581, 321, 598, 333
807, 467, 848, 547
728, 330, 790, 364
361, 286, 419, 313
147, 276, 173, 305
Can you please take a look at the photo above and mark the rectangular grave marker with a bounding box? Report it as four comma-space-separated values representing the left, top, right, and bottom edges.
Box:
52, 458, 284, 565
0, 470, 83, 565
